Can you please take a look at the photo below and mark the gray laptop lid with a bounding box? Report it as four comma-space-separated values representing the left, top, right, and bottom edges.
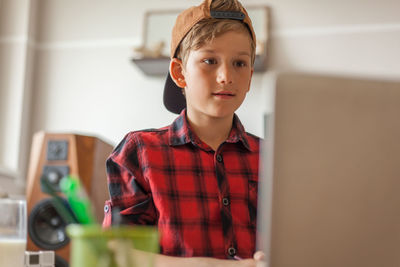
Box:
258, 72, 400, 267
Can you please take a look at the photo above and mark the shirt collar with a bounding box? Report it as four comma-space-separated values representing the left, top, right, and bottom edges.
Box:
168, 109, 252, 152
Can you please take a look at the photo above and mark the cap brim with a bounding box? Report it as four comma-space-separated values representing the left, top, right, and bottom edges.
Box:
163, 71, 186, 114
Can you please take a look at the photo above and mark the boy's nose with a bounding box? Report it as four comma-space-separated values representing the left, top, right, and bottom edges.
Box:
216, 64, 233, 84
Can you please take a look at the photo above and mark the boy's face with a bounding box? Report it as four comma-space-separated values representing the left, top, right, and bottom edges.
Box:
180, 30, 253, 120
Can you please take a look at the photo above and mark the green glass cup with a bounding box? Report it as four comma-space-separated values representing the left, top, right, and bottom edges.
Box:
66, 224, 159, 267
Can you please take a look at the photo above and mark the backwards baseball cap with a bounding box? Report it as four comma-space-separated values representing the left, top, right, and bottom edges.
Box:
163, 0, 256, 114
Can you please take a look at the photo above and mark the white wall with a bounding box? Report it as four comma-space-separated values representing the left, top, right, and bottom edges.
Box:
29, 0, 400, 143
1, 0, 400, 194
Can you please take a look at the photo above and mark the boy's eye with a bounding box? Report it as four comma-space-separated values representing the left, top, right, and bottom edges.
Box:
203, 58, 217, 65
234, 60, 247, 67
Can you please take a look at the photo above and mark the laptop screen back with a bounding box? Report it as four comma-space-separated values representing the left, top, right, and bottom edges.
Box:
257, 73, 400, 267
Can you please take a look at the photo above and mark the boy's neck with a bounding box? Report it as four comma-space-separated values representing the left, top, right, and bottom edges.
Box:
186, 110, 234, 151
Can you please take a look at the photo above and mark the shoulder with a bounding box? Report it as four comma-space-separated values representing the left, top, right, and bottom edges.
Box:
111, 126, 170, 157
244, 132, 261, 153
127, 126, 169, 142
245, 131, 261, 141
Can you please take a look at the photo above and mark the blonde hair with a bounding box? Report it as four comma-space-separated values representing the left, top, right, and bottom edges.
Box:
176, 0, 256, 66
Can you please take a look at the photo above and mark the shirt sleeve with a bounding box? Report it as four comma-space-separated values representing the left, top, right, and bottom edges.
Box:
102, 133, 157, 227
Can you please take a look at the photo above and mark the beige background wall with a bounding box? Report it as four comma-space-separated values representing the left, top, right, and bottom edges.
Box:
1, 0, 400, 195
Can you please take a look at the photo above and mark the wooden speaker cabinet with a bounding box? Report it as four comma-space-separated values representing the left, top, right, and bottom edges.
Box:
26, 132, 113, 267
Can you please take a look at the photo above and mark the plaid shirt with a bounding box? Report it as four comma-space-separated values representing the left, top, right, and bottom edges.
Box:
103, 110, 260, 259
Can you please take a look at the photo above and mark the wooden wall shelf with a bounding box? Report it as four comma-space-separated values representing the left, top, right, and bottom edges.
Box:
131, 57, 170, 76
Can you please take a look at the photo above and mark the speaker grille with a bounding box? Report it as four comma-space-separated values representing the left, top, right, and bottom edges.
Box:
28, 198, 70, 250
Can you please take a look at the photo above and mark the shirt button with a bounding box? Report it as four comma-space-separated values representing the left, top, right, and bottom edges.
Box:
216, 154, 223, 162
222, 197, 230, 206
104, 204, 110, 213
228, 247, 236, 257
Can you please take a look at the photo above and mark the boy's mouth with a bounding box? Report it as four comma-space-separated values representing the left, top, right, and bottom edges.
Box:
212, 91, 235, 97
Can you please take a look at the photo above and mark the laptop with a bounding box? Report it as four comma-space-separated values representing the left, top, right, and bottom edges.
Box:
257, 72, 400, 267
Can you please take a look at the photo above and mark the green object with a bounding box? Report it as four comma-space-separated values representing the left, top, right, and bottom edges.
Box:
59, 175, 96, 224
66, 224, 159, 267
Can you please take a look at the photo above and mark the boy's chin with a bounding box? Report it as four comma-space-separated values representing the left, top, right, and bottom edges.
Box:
203, 108, 238, 119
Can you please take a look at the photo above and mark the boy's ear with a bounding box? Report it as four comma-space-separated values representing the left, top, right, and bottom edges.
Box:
169, 58, 186, 88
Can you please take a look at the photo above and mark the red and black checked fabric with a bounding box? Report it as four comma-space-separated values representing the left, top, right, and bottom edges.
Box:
103, 109, 260, 259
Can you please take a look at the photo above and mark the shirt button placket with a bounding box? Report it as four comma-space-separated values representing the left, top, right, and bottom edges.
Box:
215, 151, 236, 258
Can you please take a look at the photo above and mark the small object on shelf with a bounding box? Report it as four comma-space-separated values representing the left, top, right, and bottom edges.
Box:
133, 41, 166, 59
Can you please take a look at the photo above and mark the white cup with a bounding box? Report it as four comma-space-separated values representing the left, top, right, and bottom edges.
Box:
0, 198, 27, 267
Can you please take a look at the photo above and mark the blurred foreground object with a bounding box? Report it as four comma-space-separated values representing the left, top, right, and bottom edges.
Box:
66, 224, 159, 267
0, 198, 27, 267
59, 176, 96, 225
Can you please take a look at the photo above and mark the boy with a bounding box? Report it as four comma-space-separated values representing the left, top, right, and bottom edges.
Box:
103, 0, 264, 265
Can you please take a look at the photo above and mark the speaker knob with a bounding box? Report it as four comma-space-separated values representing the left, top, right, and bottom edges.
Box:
47, 171, 61, 184
41, 166, 70, 193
